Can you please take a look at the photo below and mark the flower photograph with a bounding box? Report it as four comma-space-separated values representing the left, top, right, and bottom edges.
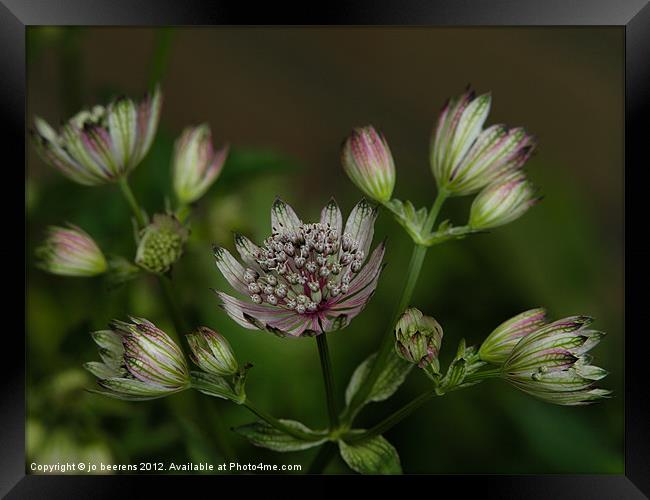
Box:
26, 27, 623, 475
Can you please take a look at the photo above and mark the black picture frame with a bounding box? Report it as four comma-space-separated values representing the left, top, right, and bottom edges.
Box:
5, 0, 649, 497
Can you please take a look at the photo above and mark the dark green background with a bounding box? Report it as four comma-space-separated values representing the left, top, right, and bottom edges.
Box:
26, 27, 623, 473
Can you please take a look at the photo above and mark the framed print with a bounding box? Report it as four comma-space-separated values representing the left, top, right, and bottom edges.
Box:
3, 0, 649, 497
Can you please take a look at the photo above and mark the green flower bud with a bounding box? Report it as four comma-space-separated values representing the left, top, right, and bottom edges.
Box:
172, 124, 228, 205
469, 171, 540, 230
430, 88, 535, 196
394, 307, 443, 374
342, 126, 396, 203
186, 327, 239, 376
135, 214, 189, 274
84, 317, 190, 401
479, 308, 546, 364
36, 224, 107, 277
502, 316, 610, 406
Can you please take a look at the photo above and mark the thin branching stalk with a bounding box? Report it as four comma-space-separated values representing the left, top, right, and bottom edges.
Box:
342, 189, 448, 422
118, 177, 147, 228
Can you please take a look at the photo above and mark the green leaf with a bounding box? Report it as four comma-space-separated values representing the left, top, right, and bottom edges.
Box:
190, 371, 244, 404
384, 198, 429, 244
234, 420, 327, 452
345, 351, 413, 417
436, 340, 486, 394
422, 223, 481, 247
338, 434, 402, 475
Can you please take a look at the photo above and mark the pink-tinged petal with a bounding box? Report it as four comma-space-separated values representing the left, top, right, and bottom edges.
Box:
34, 128, 105, 186
343, 199, 377, 261
80, 125, 116, 175
506, 347, 578, 374
271, 198, 302, 234
448, 92, 491, 168
234, 233, 263, 271
455, 126, 534, 184
345, 242, 385, 296
216, 292, 310, 337
107, 97, 138, 168
98, 377, 175, 397
213, 246, 249, 295
320, 198, 343, 236
135, 85, 162, 162
432, 89, 474, 177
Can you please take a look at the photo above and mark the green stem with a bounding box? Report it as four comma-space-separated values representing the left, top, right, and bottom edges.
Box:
118, 177, 146, 228
243, 399, 323, 442
345, 367, 502, 444
342, 189, 448, 422
307, 442, 337, 474
316, 335, 339, 430
345, 391, 437, 444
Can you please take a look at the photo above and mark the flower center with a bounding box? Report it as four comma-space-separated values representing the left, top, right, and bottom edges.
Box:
242, 222, 364, 314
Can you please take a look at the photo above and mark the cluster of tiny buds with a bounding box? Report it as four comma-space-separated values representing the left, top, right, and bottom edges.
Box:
242, 222, 364, 314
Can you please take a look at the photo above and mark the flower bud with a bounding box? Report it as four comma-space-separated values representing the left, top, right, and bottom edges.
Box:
172, 124, 229, 205
186, 327, 239, 376
36, 224, 107, 277
31, 86, 162, 186
84, 317, 190, 400
502, 316, 610, 405
430, 88, 535, 196
479, 308, 546, 364
342, 126, 395, 203
394, 307, 443, 373
469, 171, 540, 229
135, 214, 189, 274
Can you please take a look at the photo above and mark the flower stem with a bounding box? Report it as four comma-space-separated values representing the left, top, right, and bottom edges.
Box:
316, 334, 339, 430
243, 399, 323, 442
118, 177, 146, 228
342, 189, 448, 422
345, 391, 437, 444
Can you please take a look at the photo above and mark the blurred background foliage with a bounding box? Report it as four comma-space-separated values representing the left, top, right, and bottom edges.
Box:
26, 27, 623, 474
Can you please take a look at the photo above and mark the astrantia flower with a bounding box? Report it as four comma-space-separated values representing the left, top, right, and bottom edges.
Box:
394, 307, 443, 374
342, 126, 396, 203
172, 124, 229, 205
135, 214, 189, 274
186, 327, 239, 376
430, 88, 535, 196
214, 198, 385, 337
479, 307, 546, 364
36, 224, 107, 277
501, 316, 610, 405
32, 86, 162, 186
84, 317, 190, 400
469, 171, 540, 229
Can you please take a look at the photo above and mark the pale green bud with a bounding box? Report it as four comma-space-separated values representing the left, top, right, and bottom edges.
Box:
394, 307, 443, 374
342, 126, 396, 203
186, 327, 239, 376
135, 214, 189, 274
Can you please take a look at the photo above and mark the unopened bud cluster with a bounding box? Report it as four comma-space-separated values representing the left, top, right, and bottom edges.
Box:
394, 307, 443, 375
135, 214, 189, 274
